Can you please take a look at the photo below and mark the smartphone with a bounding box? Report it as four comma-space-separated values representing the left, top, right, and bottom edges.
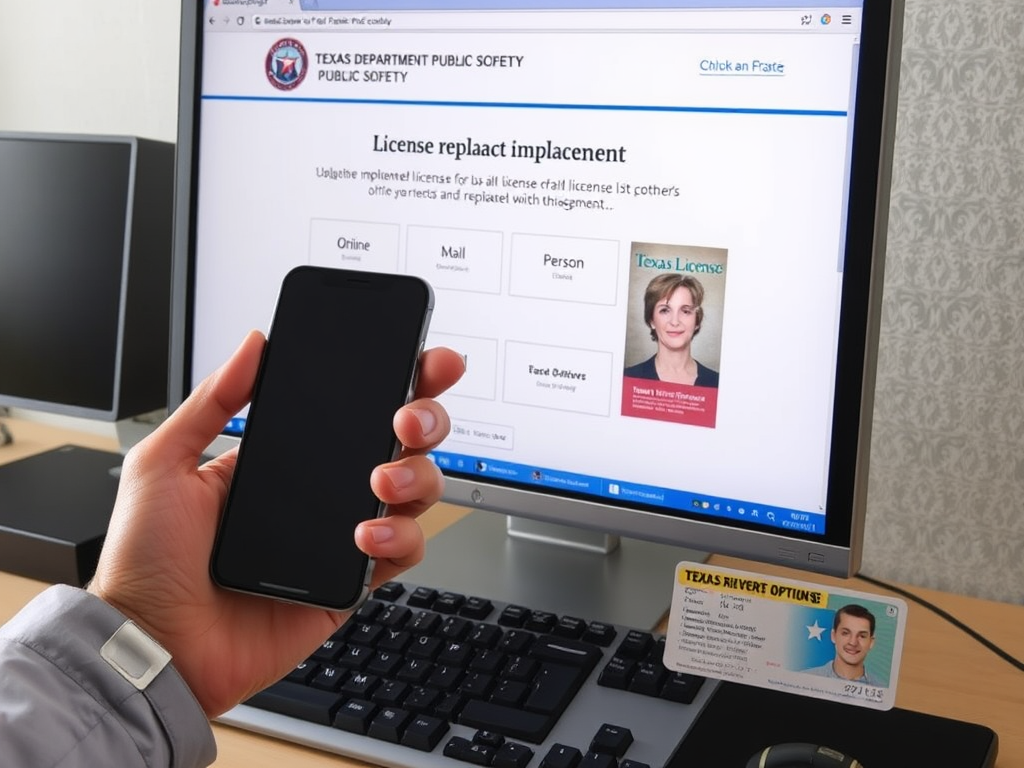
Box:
210, 266, 434, 611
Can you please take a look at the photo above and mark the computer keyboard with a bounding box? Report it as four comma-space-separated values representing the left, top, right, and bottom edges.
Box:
220, 580, 719, 768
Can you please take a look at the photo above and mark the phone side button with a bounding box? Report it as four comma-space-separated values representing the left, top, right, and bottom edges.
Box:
245, 680, 344, 726
355, 562, 376, 609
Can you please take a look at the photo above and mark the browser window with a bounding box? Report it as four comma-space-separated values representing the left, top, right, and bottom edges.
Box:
192, 1, 865, 535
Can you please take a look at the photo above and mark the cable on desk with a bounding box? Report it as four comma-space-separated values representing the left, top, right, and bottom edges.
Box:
857, 572, 1024, 673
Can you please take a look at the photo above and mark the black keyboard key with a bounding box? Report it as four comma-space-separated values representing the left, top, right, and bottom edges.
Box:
596, 656, 635, 690
374, 581, 405, 601
434, 691, 467, 721
438, 640, 474, 666
371, 679, 409, 707
469, 648, 506, 675
427, 663, 464, 692
337, 644, 373, 670
620, 761, 652, 768
650, 636, 666, 662
342, 672, 380, 699
497, 604, 530, 627
617, 630, 654, 658
408, 586, 438, 607
444, 736, 473, 760
440, 615, 472, 640
660, 672, 705, 704
491, 679, 529, 707
352, 600, 383, 623
368, 706, 413, 743
474, 730, 505, 748
408, 634, 443, 661
464, 742, 497, 766
379, 628, 413, 653
348, 623, 385, 646
409, 609, 442, 634
525, 610, 558, 633
460, 671, 495, 699
378, 603, 412, 628
460, 699, 555, 743
582, 622, 617, 647
530, 635, 601, 670
312, 638, 344, 663
246, 680, 343, 726
540, 744, 582, 768
396, 658, 434, 685
524, 663, 587, 716
590, 724, 634, 757
366, 650, 404, 677
333, 699, 377, 734
434, 591, 466, 614
553, 616, 587, 639
494, 741, 535, 768
401, 714, 450, 751
499, 629, 534, 655
310, 664, 346, 692
580, 752, 616, 768
404, 685, 440, 714
468, 623, 504, 648
460, 596, 495, 619
628, 661, 668, 696
503, 655, 539, 682
285, 660, 318, 685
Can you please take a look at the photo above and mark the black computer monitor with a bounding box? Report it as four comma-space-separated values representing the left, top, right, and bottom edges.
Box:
0, 132, 174, 423
0, 132, 175, 585
171, 0, 903, 627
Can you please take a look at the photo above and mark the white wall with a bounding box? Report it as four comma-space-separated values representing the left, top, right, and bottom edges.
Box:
0, 2, 180, 143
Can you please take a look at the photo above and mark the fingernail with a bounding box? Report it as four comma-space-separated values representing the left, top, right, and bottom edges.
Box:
411, 408, 437, 436
366, 523, 395, 544
382, 465, 416, 490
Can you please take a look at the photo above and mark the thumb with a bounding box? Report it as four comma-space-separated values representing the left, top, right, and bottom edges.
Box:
150, 331, 265, 467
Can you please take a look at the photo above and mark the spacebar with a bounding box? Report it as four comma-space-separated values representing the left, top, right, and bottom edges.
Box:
459, 700, 554, 743
245, 681, 343, 726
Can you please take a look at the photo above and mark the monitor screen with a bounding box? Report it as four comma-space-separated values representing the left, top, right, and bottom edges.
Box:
0, 133, 174, 423
171, 1, 902, 588
0, 135, 130, 418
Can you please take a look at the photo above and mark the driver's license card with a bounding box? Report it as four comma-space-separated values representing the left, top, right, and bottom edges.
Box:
663, 562, 907, 710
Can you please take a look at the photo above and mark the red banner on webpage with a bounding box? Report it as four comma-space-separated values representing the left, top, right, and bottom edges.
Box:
621, 377, 719, 428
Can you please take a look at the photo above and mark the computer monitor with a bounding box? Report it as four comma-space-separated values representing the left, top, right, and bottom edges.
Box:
0, 132, 175, 585
171, 0, 903, 627
0, 132, 175, 424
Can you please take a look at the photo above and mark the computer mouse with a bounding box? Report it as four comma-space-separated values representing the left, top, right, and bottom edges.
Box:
745, 742, 864, 767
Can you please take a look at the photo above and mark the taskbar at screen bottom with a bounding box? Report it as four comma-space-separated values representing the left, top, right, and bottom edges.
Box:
429, 449, 825, 536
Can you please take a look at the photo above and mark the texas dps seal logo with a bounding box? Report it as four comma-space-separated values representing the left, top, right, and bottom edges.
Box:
266, 38, 308, 91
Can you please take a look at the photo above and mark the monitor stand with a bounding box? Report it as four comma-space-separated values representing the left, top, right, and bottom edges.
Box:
404, 509, 708, 630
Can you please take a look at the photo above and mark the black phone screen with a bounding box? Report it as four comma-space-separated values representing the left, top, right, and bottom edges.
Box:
211, 266, 433, 610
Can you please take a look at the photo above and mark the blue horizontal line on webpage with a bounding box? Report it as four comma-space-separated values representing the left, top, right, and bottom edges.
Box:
202, 94, 847, 118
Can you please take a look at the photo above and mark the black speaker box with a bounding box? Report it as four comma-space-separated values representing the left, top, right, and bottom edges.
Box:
0, 445, 122, 586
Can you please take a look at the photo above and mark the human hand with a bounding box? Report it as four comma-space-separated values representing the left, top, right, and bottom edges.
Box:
88, 330, 464, 717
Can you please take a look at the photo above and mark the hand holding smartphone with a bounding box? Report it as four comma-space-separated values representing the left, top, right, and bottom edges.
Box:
210, 266, 434, 611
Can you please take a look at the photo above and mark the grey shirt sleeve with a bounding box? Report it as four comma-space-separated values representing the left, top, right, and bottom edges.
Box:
0, 584, 217, 768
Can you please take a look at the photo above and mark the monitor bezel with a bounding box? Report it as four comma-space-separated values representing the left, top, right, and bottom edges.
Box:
169, 0, 904, 578
0, 132, 136, 422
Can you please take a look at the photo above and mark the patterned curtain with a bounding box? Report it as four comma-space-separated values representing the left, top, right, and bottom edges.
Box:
863, 0, 1024, 602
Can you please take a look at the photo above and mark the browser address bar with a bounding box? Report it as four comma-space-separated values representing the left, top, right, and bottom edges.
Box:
250, 10, 846, 32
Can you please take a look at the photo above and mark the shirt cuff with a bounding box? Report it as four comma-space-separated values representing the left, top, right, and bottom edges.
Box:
2, 584, 217, 768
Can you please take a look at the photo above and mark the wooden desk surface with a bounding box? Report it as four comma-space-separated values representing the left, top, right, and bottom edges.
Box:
1, 417, 1022, 767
